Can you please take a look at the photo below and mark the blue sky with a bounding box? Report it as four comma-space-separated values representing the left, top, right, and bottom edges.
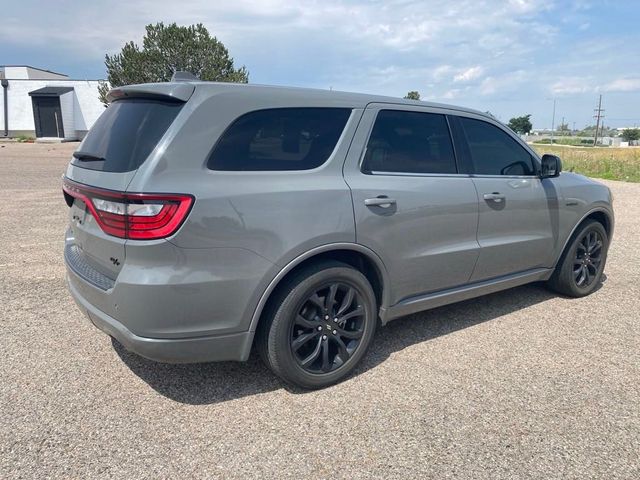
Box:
2, 0, 639, 128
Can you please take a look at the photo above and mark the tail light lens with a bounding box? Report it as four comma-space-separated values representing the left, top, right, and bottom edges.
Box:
62, 178, 194, 240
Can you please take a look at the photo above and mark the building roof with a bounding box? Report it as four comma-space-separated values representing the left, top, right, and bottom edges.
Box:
0, 65, 68, 77
28, 86, 75, 96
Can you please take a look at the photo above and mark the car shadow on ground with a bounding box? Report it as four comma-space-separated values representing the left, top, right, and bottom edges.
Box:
112, 281, 591, 405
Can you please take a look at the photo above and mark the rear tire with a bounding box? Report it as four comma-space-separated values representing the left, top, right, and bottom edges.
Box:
257, 260, 377, 389
547, 220, 608, 297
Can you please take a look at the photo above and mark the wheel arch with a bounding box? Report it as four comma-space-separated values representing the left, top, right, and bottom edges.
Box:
247, 244, 391, 338
555, 207, 613, 267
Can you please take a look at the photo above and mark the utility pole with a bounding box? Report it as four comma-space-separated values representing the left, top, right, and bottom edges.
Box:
593, 94, 605, 146
561, 116, 565, 136
550, 98, 556, 143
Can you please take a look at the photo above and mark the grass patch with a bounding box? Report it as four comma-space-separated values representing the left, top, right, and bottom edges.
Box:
532, 137, 594, 146
531, 145, 640, 182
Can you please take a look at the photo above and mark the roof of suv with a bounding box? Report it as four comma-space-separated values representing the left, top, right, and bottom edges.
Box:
112, 81, 489, 118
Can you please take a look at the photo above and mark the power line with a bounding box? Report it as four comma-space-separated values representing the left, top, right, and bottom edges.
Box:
593, 95, 605, 145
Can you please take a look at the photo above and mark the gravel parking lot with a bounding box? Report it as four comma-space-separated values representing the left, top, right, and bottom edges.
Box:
1, 142, 638, 479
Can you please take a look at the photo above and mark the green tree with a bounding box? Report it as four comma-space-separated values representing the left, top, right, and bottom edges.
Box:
558, 122, 570, 135
578, 125, 616, 137
404, 91, 421, 100
98, 22, 248, 105
507, 114, 532, 134
621, 128, 640, 142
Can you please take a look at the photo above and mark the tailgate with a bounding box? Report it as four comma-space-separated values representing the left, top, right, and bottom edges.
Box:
64, 165, 134, 280
63, 91, 189, 283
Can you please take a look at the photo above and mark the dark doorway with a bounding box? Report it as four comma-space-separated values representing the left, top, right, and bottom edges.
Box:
32, 96, 64, 138
29, 86, 73, 138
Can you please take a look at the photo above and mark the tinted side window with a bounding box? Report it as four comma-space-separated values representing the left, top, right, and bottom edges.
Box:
71, 99, 183, 172
459, 117, 535, 175
362, 110, 457, 174
208, 108, 351, 171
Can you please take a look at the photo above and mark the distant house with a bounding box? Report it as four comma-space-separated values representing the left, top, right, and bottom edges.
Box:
0, 65, 105, 141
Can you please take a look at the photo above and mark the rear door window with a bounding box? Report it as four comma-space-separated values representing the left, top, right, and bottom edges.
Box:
458, 117, 535, 176
71, 98, 183, 172
207, 108, 351, 171
361, 110, 457, 174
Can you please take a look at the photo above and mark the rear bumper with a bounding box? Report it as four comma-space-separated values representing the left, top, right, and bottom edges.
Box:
62, 225, 276, 362
66, 271, 254, 363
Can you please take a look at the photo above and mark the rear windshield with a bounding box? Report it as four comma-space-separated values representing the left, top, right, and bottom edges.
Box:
71, 98, 183, 172
207, 108, 352, 171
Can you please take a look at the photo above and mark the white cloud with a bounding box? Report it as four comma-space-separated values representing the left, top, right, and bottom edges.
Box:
480, 77, 499, 96
507, 0, 553, 13
571, 0, 593, 11
454, 66, 484, 83
602, 78, 640, 92
550, 78, 594, 95
433, 65, 454, 80
1, 0, 639, 127
549, 76, 640, 96
0, 0, 559, 58
479, 70, 527, 96
442, 89, 461, 99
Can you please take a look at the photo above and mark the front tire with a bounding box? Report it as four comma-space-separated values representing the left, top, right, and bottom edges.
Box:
547, 220, 608, 297
257, 260, 377, 389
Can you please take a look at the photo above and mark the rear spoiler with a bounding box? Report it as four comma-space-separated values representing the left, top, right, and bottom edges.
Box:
106, 83, 195, 103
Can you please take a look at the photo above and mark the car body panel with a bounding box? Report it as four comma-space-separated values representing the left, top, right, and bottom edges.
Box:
124, 95, 364, 265
546, 172, 614, 261
62, 81, 614, 363
65, 229, 276, 338
342, 105, 480, 304
382, 267, 553, 323
469, 176, 557, 281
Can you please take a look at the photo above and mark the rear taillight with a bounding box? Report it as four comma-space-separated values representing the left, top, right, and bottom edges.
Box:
62, 178, 194, 240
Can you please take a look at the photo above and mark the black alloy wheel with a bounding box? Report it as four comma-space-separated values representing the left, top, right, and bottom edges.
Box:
573, 230, 604, 288
257, 260, 377, 389
547, 219, 609, 298
290, 282, 365, 374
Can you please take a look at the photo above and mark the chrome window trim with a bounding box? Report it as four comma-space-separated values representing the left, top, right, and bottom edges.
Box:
469, 174, 541, 179
367, 170, 471, 178
364, 171, 540, 180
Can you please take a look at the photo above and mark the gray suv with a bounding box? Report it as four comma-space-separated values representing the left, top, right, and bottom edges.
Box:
63, 81, 614, 389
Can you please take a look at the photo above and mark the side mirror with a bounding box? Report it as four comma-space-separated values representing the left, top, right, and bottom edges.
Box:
540, 154, 562, 178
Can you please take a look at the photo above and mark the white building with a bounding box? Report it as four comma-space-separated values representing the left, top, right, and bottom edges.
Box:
0, 65, 105, 141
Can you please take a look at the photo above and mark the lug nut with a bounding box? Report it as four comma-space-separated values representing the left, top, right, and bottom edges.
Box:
325, 315, 330, 320
332, 330, 337, 335
333, 318, 338, 322
317, 326, 323, 331
322, 335, 327, 340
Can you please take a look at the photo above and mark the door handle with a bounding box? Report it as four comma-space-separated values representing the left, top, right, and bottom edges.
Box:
364, 196, 396, 208
483, 192, 506, 202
